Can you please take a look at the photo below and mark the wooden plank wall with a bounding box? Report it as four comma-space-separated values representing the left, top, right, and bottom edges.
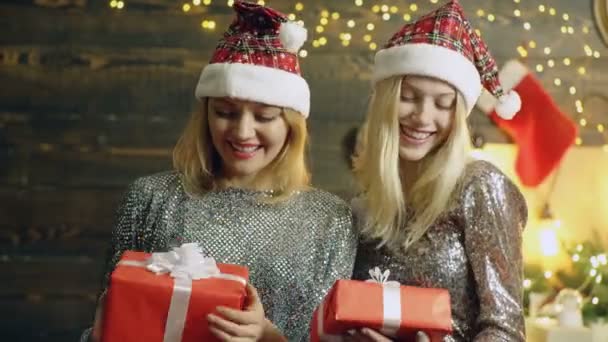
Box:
1, 0, 606, 340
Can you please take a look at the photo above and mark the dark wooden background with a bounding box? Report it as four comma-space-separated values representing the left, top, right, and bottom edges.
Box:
1, 0, 606, 340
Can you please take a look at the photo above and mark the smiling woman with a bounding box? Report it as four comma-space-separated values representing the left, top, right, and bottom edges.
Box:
351, 1, 527, 341
175, 97, 309, 199
79, 2, 357, 342
594, 0, 608, 46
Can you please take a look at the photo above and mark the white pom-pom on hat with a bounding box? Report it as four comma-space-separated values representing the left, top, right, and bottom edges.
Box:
495, 90, 521, 120
279, 21, 308, 53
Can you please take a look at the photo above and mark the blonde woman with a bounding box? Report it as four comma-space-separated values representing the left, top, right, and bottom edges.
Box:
350, 1, 527, 341
80, 2, 356, 341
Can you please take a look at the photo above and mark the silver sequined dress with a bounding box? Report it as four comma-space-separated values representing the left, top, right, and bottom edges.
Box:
352, 161, 527, 341
81, 171, 357, 341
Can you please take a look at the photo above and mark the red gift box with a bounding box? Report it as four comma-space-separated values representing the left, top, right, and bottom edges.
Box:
101, 249, 249, 342
311, 270, 452, 342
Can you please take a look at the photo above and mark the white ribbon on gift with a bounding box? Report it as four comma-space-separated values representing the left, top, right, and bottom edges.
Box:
315, 267, 401, 341
119, 243, 247, 342
365, 267, 402, 336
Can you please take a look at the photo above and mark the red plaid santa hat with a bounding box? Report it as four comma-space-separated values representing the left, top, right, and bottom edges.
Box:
372, 0, 520, 119
195, 1, 310, 117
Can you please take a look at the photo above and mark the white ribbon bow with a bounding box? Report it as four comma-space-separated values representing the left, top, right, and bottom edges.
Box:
145, 242, 222, 280
366, 267, 401, 287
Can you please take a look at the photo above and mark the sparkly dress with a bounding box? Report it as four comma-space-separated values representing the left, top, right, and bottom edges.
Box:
352, 161, 528, 341
81, 171, 357, 341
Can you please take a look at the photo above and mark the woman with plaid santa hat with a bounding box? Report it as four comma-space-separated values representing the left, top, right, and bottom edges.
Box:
350, 1, 527, 341
80, 2, 356, 341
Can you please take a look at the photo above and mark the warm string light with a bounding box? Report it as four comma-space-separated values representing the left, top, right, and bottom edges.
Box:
109, 0, 125, 9
317, 2, 601, 147
112, 1, 606, 147
201, 20, 216, 30
508, 2, 604, 147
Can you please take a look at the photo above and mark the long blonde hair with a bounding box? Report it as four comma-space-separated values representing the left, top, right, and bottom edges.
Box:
173, 99, 310, 201
353, 76, 471, 250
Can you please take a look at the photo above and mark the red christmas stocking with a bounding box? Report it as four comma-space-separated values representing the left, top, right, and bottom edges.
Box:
477, 59, 577, 187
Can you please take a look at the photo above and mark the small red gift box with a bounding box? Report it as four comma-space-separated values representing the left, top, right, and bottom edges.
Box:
101, 246, 249, 342
311, 269, 452, 342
